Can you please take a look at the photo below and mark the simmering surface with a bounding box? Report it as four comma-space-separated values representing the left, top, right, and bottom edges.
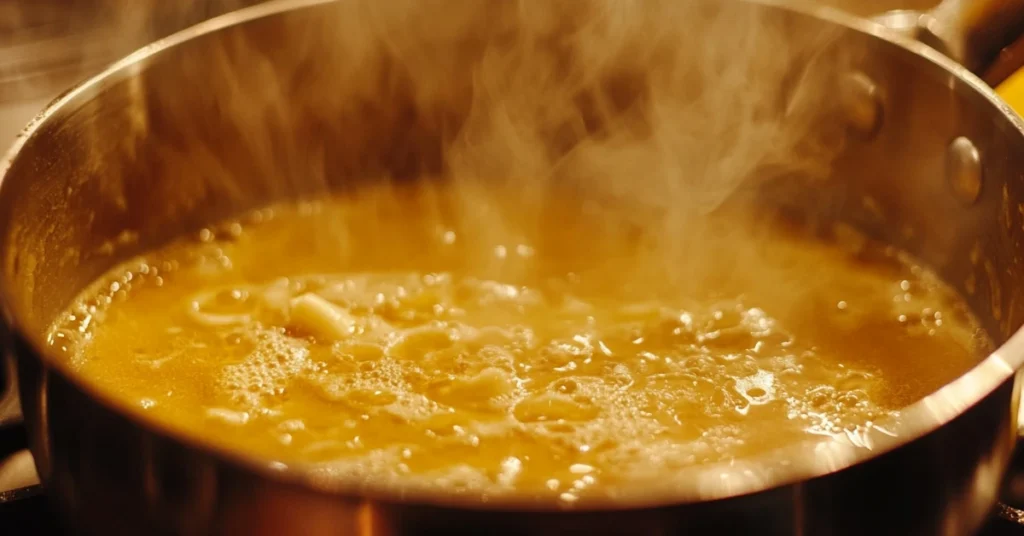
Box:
47, 183, 986, 504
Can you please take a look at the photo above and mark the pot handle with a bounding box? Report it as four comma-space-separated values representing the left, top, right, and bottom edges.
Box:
875, 0, 1024, 86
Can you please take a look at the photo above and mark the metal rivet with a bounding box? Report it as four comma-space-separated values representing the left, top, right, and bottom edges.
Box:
841, 72, 883, 140
947, 136, 982, 204
871, 10, 924, 36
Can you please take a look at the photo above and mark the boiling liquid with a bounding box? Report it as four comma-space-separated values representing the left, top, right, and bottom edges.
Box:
48, 184, 986, 503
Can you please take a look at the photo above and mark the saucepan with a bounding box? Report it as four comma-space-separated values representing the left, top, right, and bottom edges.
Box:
1, 0, 1024, 534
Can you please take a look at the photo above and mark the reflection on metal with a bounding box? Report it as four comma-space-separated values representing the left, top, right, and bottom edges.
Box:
840, 71, 884, 139
140, 435, 219, 535
0, 350, 21, 427
874, 0, 1024, 85
0, 449, 39, 492
872, 9, 928, 38
997, 502, 1024, 524
947, 136, 983, 204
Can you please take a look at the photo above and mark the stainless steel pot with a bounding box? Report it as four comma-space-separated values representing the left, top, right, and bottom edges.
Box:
2, 0, 1024, 533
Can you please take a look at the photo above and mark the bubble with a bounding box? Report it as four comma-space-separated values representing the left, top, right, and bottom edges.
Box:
498, 456, 522, 486
206, 408, 250, 426
734, 370, 776, 405
220, 327, 311, 408
569, 463, 594, 474
551, 378, 579, 395
279, 419, 305, 432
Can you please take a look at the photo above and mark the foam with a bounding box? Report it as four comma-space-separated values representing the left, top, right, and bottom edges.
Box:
220, 326, 311, 409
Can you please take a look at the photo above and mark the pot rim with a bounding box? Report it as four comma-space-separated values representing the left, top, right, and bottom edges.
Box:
1, 0, 1023, 512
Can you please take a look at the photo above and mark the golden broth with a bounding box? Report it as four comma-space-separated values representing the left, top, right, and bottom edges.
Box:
48, 183, 986, 504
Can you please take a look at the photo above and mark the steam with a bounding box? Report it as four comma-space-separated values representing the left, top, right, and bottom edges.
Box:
319, 0, 853, 285
336, 0, 849, 207
36, 0, 860, 311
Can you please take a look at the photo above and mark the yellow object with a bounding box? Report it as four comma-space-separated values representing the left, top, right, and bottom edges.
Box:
998, 69, 1024, 114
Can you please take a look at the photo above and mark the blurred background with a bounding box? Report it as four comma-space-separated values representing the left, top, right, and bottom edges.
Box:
0, 0, 265, 144
0, 0, 947, 150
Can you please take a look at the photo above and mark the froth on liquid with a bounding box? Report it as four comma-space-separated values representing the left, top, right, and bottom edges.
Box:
48, 183, 987, 504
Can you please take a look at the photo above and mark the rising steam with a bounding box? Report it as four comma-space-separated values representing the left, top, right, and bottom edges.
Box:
318, 0, 851, 211
6, 0, 863, 327
301, 0, 853, 287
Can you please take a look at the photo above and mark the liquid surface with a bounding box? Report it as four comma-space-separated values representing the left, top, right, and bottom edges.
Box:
48, 184, 986, 504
